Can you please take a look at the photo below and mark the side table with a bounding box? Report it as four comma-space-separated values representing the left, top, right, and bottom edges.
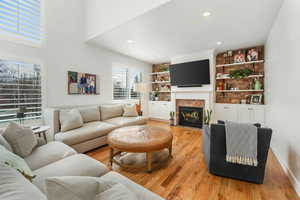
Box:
32, 126, 50, 143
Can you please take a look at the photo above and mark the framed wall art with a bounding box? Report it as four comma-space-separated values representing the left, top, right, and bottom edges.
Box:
68, 71, 98, 95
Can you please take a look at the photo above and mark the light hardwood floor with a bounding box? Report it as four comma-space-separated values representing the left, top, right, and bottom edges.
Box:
87, 120, 299, 200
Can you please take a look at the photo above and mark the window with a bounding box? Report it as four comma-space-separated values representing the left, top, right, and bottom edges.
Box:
0, 0, 42, 42
0, 59, 42, 126
112, 67, 142, 100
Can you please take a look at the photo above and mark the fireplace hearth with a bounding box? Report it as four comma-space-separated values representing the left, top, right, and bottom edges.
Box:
179, 106, 203, 128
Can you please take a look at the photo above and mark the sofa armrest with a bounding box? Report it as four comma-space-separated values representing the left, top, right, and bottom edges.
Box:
43, 108, 60, 140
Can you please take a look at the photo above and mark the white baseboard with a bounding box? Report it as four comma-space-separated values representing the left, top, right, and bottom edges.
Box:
271, 146, 300, 197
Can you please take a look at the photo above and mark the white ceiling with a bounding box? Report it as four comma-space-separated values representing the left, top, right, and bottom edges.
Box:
88, 0, 283, 64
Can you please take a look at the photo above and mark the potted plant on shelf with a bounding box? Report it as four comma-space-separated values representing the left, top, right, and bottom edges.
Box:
169, 111, 175, 126
154, 91, 160, 101
229, 68, 253, 79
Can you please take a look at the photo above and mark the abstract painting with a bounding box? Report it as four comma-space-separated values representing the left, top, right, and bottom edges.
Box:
68, 71, 97, 94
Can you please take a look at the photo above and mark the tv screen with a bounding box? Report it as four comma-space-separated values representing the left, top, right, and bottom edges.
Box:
170, 59, 210, 86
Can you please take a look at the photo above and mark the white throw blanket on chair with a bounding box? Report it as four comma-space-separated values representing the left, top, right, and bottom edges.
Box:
225, 121, 258, 166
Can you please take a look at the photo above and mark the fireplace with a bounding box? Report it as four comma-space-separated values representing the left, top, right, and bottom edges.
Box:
179, 106, 203, 128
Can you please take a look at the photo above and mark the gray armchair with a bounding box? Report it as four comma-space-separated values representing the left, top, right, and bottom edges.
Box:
203, 123, 272, 184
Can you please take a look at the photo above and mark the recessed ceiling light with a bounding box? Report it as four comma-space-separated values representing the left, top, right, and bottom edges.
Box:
216, 41, 222, 45
127, 40, 135, 44
203, 11, 211, 17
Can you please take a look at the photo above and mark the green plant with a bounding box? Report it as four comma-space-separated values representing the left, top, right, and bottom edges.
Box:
203, 109, 212, 125
170, 111, 175, 119
229, 68, 253, 79
153, 91, 160, 97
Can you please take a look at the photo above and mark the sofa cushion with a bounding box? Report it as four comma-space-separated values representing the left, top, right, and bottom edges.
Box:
123, 104, 138, 117
0, 165, 46, 200
45, 176, 100, 200
59, 109, 84, 132
55, 121, 116, 146
79, 107, 101, 123
100, 172, 164, 200
0, 145, 36, 182
104, 116, 148, 127
2, 122, 37, 158
100, 104, 123, 120
33, 154, 109, 193
25, 141, 77, 170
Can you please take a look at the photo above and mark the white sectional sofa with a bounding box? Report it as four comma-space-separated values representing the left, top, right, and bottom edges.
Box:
0, 139, 164, 199
44, 104, 148, 153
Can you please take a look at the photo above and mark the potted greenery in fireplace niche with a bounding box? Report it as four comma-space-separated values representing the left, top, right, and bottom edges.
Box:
203, 109, 212, 166
169, 111, 175, 126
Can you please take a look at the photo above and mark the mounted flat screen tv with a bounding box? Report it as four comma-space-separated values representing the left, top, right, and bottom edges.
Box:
170, 59, 210, 87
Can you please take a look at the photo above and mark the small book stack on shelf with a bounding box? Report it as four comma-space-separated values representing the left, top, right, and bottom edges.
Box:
215, 46, 265, 105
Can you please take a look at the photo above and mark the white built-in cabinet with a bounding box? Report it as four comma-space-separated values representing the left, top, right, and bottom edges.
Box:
214, 103, 265, 125
149, 101, 171, 120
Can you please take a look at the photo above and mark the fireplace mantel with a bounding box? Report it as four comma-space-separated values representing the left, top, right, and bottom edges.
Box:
171, 88, 213, 126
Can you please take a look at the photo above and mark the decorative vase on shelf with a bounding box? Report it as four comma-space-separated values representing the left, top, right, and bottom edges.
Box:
254, 78, 262, 90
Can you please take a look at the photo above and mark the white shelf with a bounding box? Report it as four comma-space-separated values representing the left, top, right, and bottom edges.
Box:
150, 71, 170, 75
216, 74, 264, 80
216, 89, 264, 93
152, 81, 170, 84
216, 60, 264, 68
151, 91, 171, 93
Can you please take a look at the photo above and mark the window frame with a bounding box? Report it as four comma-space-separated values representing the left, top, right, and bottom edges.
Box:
0, 0, 45, 48
0, 55, 45, 127
112, 66, 142, 102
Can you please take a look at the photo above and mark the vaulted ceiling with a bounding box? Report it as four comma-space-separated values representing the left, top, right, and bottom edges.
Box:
87, 0, 283, 63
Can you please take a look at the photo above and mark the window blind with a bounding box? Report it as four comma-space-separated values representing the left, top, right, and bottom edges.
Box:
0, 59, 42, 125
0, 0, 41, 41
112, 67, 141, 100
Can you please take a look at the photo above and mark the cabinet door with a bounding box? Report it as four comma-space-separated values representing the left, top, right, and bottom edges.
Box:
251, 107, 265, 125
215, 104, 237, 121
149, 102, 157, 118
238, 106, 252, 123
160, 102, 171, 120
149, 102, 170, 120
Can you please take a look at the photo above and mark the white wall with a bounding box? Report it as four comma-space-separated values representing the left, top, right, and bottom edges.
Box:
84, 0, 171, 40
265, 0, 300, 195
0, 0, 151, 114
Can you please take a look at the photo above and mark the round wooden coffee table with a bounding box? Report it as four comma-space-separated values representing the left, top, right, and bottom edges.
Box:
107, 125, 173, 172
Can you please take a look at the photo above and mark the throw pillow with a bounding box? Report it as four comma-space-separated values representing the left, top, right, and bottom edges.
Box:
0, 145, 36, 182
59, 109, 84, 132
122, 104, 138, 117
0, 134, 13, 152
100, 104, 123, 120
96, 183, 138, 200
79, 107, 100, 123
2, 122, 37, 158
45, 176, 137, 200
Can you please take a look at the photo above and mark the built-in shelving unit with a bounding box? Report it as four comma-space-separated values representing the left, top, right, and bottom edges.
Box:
215, 46, 265, 104
150, 63, 171, 101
